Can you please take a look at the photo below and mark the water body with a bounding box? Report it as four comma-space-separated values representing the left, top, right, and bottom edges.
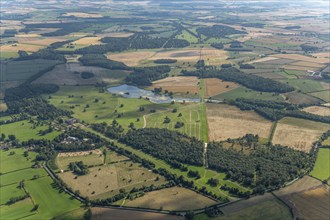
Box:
107, 84, 201, 104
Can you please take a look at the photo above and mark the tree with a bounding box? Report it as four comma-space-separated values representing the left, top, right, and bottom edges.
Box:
23, 151, 29, 157
8, 134, 16, 141
164, 116, 171, 123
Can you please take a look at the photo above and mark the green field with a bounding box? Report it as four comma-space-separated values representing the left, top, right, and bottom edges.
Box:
0, 148, 38, 173
0, 198, 36, 220
0, 120, 61, 142
0, 51, 19, 59
213, 86, 285, 101
24, 177, 82, 219
310, 148, 330, 181
56, 152, 105, 170
310, 90, 330, 102
0, 184, 27, 205
280, 79, 324, 93
176, 30, 199, 43
0, 168, 47, 186
0, 59, 61, 82
193, 199, 292, 220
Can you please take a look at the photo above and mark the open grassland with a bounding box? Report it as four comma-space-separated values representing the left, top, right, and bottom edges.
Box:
145, 103, 205, 140
0, 148, 38, 173
92, 207, 183, 220
24, 177, 82, 220
0, 51, 19, 59
0, 168, 47, 186
150, 76, 200, 96
0, 198, 35, 220
310, 148, 330, 181
0, 43, 44, 53
34, 63, 129, 85
272, 117, 329, 152
0, 120, 61, 141
120, 187, 217, 211
282, 79, 324, 93
204, 78, 240, 97
176, 30, 199, 43
206, 104, 272, 141
57, 149, 104, 170
271, 53, 329, 64
285, 92, 322, 105
59, 160, 166, 199
0, 184, 27, 205
303, 106, 330, 116
310, 90, 330, 102
0, 59, 61, 82
53, 208, 87, 220
47, 85, 183, 129
213, 86, 284, 101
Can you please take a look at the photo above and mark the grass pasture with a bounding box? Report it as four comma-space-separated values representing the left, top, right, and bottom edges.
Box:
0, 120, 61, 142
0, 168, 47, 186
59, 160, 167, 199
272, 117, 329, 152
285, 92, 322, 105
176, 30, 199, 43
0, 184, 27, 205
0, 59, 61, 82
310, 148, 330, 181
310, 90, 330, 102
0, 198, 35, 220
206, 104, 273, 141
119, 187, 217, 211
0, 148, 38, 173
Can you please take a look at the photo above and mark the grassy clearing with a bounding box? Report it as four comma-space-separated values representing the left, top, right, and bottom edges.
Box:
0, 148, 38, 173
310, 148, 330, 181
0, 168, 47, 186
213, 86, 284, 101
280, 79, 324, 93
119, 186, 217, 210
193, 198, 292, 220
0, 59, 60, 82
309, 90, 330, 102
0, 51, 19, 59
0, 120, 61, 141
24, 177, 82, 220
176, 30, 199, 43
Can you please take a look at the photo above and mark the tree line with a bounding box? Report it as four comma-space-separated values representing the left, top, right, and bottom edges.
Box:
182, 67, 295, 93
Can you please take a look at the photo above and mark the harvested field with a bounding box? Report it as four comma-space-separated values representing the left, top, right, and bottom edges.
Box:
272, 117, 329, 152
0, 43, 44, 53
92, 207, 183, 220
206, 104, 272, 141
248, 56, 279, 64
272, 54, 329, 64
283, 65, 320, 71
201, 47, 228, 66
121, 187, 217, 210
72, 37, 103, 45
204, 78, 240, 97
63, 12, 103, 18
303, 106, 330, 116
59, 161, 166, 199
107, 51, 155, 66
18, 37, 67, 46
312, 52, 330, 59
151, 76, 200, 95
290, 61, 325, 68
57, 150, 104, 170
58, 150, 103, 157
100, 32, 134, 38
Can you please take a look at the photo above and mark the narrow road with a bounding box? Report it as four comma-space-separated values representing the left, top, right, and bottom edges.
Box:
204, 142, 208, 168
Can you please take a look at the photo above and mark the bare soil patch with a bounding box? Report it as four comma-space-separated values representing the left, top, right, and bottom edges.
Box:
272, 117, 329, 152
204, 78, 240, 97
122, 187, 217, 211
303, 106, 330, 116
206, 104, 272, 141
151, 76, 200, 95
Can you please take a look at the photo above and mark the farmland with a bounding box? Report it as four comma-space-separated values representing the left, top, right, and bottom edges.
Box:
303, 106, 330, 116
204, 78, 240, 97
310, 148, 330, 181
272, 117, 329, 152
119, 187, 217, 210
206, 103, 273, 141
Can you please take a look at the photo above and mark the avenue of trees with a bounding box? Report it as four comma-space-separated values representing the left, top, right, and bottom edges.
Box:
182, 67, 295, 93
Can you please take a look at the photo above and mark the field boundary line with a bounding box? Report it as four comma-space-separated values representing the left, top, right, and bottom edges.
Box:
268, 120, 278, 143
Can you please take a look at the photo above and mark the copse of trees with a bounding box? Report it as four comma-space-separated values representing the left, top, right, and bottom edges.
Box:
196, 25, 246, 38
120, 128, 204, 166
15, 49, 66, 62
78, 54, 128, 70
69, 161, 89, 175
5, 84, 59, 102
207, 135, 312, 192
125, 65, 170, 86
91, 120, 124, 140
182, 67, 295, 93
153, 59, 177, 64
210, 43, 224, 49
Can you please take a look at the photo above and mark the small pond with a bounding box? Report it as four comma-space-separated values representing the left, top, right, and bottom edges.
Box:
107, 84, 201, 104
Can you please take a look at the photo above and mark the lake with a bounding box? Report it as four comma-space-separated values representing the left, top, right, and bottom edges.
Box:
107, 84, 201, 104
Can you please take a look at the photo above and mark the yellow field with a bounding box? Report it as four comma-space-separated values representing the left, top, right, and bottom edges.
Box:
290, 61, 325, 68
107, 51, 155, 66
63, 12, 103, 18
204, 78, 240, 97
18, 37, 67, 46
206, 104, 273, 141
312, 52, 330, 59
272, 54, 329, 64
0, 43, 44, 52
303, 106, 330, 116
101, 32, 134, 38
151, 76, 200, 95
272, 117, 329, 152
72, 37, 103, 45
248, 56, 279, 64
282, 65, 320, 71
121, 187, 217, 210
